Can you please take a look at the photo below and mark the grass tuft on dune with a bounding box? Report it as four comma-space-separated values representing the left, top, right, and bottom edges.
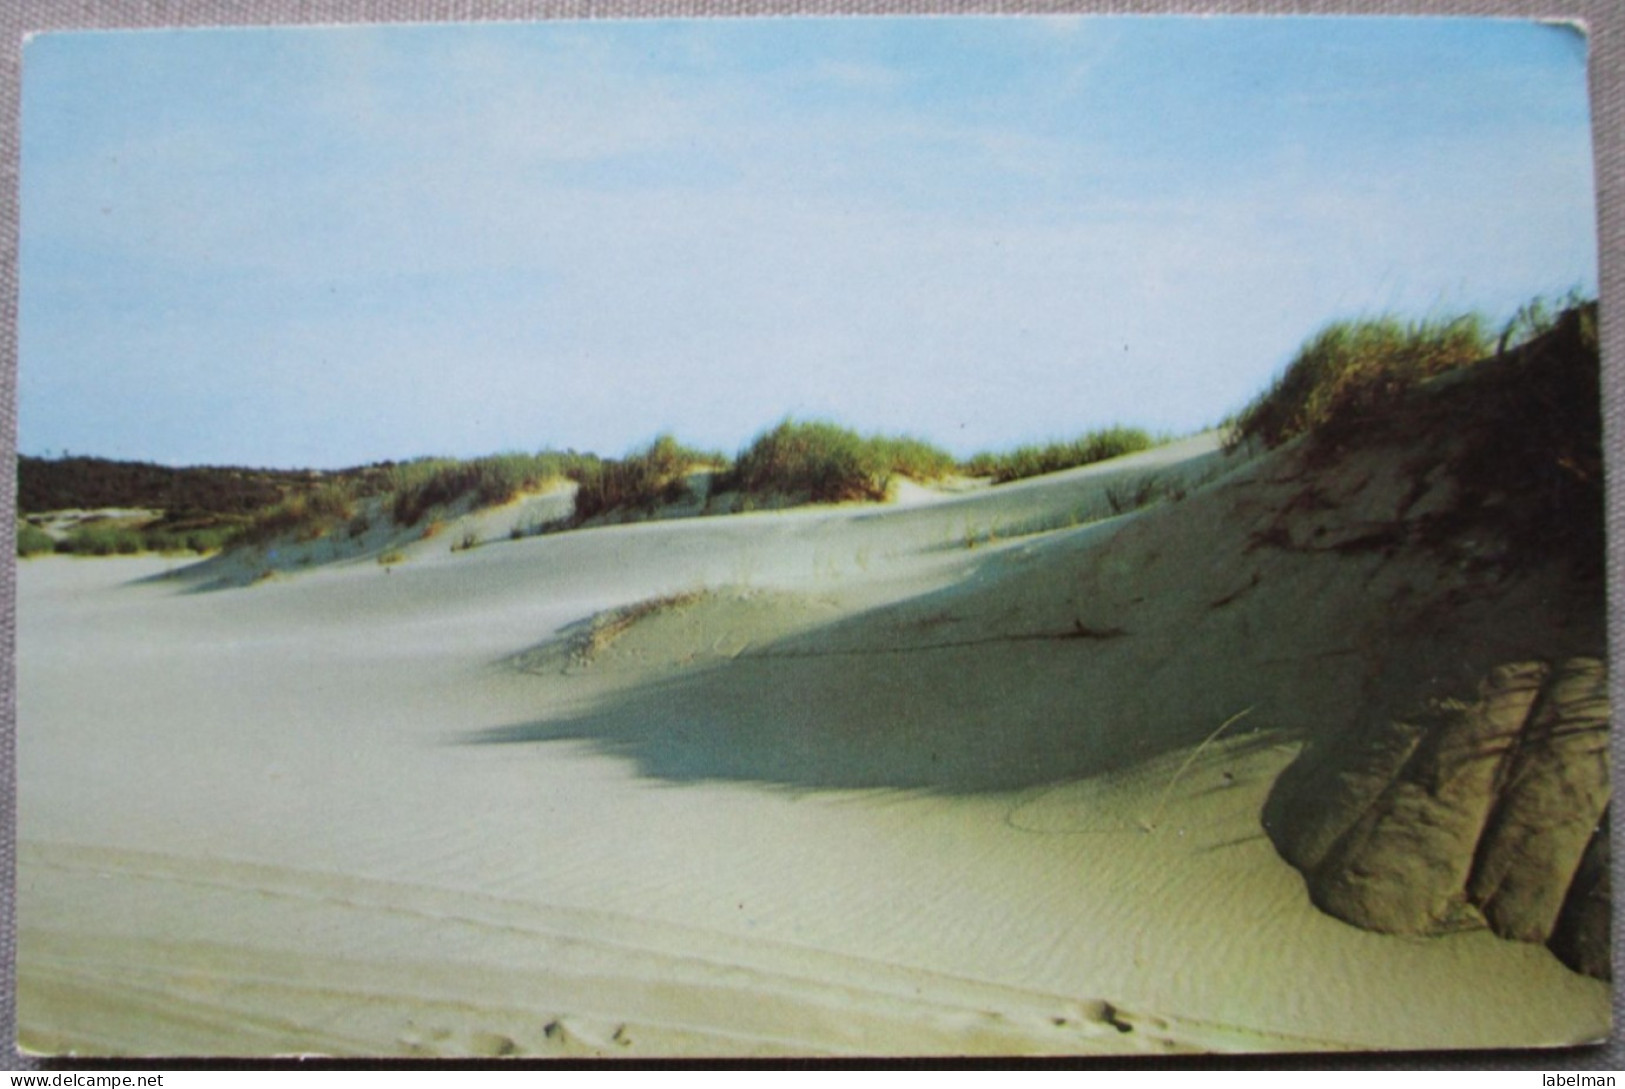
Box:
963, 427, 1157, 484
20, 513, 250, 558
388, 452, 605, 527
241, 483, 359, 544
1230, 313, 1491, 450
16, 522, 55, 557
720, 419, 957, 504
571, 435, 723, 524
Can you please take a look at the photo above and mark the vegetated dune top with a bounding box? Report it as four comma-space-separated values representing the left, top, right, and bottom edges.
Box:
130, 431, 1220, 589
15, 340, 1610, 1056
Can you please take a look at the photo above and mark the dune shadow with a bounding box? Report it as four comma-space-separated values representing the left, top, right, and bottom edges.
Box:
460, 548, 1303, 795
463, 665, 1088, 794
465, 672, 1295, 796
452, 420, 1428, 797
127, 547, 289, 592
121, 555, 248, 593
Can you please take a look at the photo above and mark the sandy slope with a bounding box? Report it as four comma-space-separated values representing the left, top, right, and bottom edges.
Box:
16, 436, 1609, 1056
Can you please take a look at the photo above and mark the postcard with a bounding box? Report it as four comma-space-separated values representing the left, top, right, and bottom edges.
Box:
14, 15, 1608, 1057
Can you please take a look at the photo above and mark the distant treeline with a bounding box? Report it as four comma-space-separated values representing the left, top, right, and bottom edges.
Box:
17, 455, 345, 517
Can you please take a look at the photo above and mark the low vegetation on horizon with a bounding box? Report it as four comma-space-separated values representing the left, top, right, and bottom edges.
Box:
17, 419, 1122, 557
17, 294, 1597, 559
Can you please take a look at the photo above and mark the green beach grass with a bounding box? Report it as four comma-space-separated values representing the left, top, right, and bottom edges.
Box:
1229, 313, 1491, 450
720, 419, 956, 504
962, 427, 1157, 484
571, 435, 723, 524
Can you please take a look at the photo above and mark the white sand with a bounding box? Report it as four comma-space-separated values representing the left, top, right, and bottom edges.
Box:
16, 436, 1609, 1056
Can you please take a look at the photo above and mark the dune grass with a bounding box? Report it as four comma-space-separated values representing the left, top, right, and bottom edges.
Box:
579, 590, 709, 662
222, 439, 723, 547
17, 522, 55, 557
225, 453, 589, 545
1496, 290, 1594, 354
135, 519, 245, 555
41, 515, 245, 556
571, 435, 722, 524
1226, 295, 1601, 581
389, 451, 603, 527
52, 523, 141, 556
962, 427, 1157, 484
239, 483, 359, 544
1231, 313, 1491, 450
720, 419, 956, 504
230, 481, 364, 549
387, 438, 724, 529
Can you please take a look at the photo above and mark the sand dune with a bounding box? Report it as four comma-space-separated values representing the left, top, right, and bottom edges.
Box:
16, 434, 1609, 1056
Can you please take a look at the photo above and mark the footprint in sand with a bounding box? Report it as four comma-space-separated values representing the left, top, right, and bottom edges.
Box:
540, 1017, 630, 1053
467, 1031, 520, 1058
1059, 1002, 1198, 1053
396, 1020, 455, 1056
1071, 998, 1136, 1035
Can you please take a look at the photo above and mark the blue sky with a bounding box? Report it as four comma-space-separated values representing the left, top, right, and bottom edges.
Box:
19, 16, 1599, 468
